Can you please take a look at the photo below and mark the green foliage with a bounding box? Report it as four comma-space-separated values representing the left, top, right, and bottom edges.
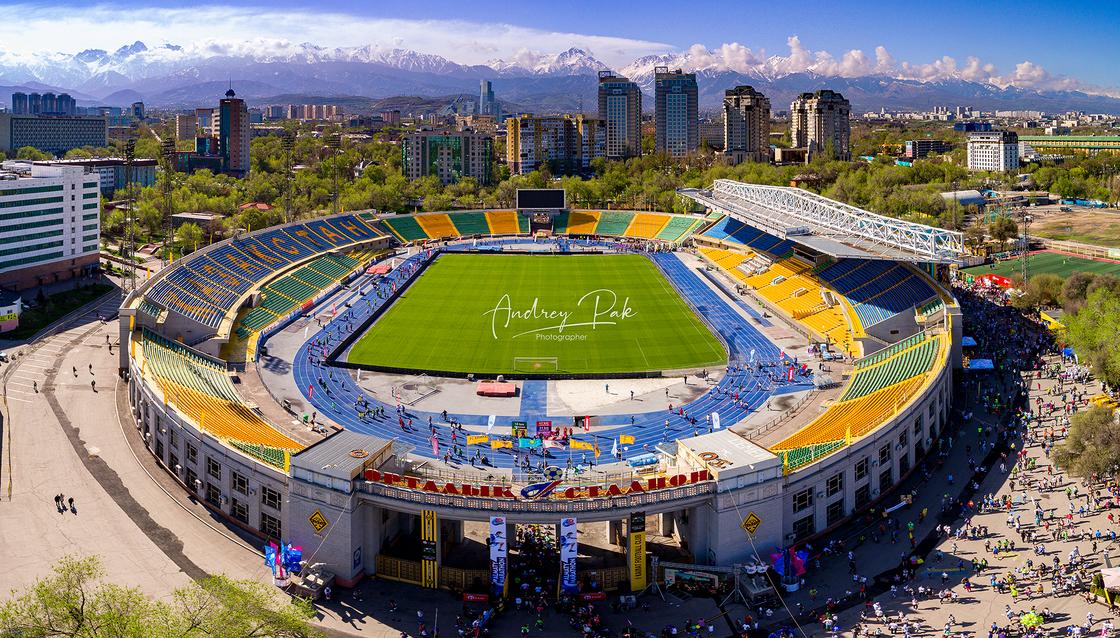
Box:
0, 554, 322, 638
1013, 273, 1063, 309
1067, 288, 1120, 389
15, 145, 52, 160
1053, 406, 1120, 478
989, 216, 1020, 248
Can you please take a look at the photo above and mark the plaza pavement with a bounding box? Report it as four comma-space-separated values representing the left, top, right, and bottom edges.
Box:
2, 280, 1116, 638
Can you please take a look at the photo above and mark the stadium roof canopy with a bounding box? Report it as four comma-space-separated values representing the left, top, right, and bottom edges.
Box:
680, 180, 965, 264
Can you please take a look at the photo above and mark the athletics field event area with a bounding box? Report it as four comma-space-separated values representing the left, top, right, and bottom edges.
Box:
345, 253, 728, 376
960, 250, 1120, 279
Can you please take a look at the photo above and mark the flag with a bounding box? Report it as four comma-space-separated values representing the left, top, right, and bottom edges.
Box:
308, 383, 313, 399
619, 434, 635, 444
570, 439, 594, 452
611, 439, 618, 457
518, 437, 541, 448
712, 412, 721, 430
543, 439, 564, 449
487, 414, 496, 433
593, 439, 601, 458
583, 417, 590, 432
430, 435, 439, 456
467, 434, 489, 445
787, 365, 795, 382
491, 439, 513, 449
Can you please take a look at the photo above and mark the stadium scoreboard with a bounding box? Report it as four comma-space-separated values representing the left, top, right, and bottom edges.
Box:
516, 188, 566, 211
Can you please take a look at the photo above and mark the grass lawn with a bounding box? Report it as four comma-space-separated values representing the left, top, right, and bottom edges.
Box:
346, 253, 727, 375
961, 251, 1120, 279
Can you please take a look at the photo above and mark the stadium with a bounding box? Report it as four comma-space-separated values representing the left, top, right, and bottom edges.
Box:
119, 179, 963, 598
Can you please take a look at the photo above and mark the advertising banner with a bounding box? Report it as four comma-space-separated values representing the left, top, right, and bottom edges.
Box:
560, 517, 578, 593
628, 512, 647, 591
489, 517, 507, 594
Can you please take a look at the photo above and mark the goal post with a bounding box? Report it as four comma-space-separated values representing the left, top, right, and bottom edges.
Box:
513, 356, 559, 373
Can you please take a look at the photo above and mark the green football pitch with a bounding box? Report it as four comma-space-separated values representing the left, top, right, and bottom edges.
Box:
346, 253, 727, 375
960, 251, 1120, 279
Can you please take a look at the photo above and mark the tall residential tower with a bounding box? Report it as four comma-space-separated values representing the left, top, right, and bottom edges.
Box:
722, 86, 771, 164
597, 71, 642, 159
790, 90, 851, 161
218, 89, 250, 178
653, 67, 698, 157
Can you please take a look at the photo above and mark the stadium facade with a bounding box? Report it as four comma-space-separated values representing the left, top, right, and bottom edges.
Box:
120, 188, 961, 591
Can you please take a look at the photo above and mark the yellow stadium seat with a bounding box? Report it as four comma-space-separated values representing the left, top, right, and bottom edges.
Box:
566, 211, 601, 234
416, 213, 457, 238
625, 213, 671, 238
486, 210, 520, 234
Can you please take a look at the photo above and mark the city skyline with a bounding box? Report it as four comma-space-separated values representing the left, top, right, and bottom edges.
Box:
0, 0, 1115, 97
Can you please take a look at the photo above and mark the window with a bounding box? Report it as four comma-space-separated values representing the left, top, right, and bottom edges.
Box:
854, 458, 869, 481
855, 484, 872, 508
207, 457, 221, 481
169, 453, 179, 474
185, 468, 199, 492
154, 440, 164, 463
231, 471, 248, 495
879, 468, 893, 492
792, 515, 815, 540
168, 428, 177, 449
898, 430, 908, 447
826, 473, 844, 497
899, 452, 910, 475
913, 416, 923, 435
826, 500, 845, 526
792, 488, 813, 513
230, 498, 248, 524
878, 445, 891, 466
261, 486, 282, 511
186, 443, 197, 464
260, 512, 282, 539
205, 483, 221, 507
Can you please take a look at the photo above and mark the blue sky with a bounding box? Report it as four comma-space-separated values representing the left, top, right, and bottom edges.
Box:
1, 0, 1116, 91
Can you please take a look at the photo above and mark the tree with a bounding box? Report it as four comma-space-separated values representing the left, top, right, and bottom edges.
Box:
1013, 273, 1063, 309
15, 145, 52, 161
177, 222, 204, 254
988, 216, 1019, 250
1053, 406, 1120, 479
1067, 288, 1120, 389
0, 555, 321, 638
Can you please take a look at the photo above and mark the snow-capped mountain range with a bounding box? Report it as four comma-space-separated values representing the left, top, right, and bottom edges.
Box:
1, 41, 1119, 115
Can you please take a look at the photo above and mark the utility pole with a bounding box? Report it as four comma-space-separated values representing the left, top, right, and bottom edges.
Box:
326, 132, 342, 216
123, 139, 137, 292
282, 130, 295, 223
160, 137, 176, 264
1021, 211, 1033, 284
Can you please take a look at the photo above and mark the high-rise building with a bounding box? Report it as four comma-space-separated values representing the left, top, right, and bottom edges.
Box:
597, 71, 642, 159
195, 108, 215, 135
27, 93, 42, 115
55, 94, 76, 115
904, 139, 953, 159
0, 161, 101, 290
380, 110, 401, 126
401, 130, 492, 185
722, 85, 771, 164
790, 90, 851, 161
967, 131, 1019, 172
218, 89, 250, 178
478, 80, 499, 119
175, 114, 198, 141
130, 102, 145, 120
0, 114, 109, 155
506, 114, 605, 175
35, 157, 157, 196
40, 93, 57, 115
11, 92, 27, 115
654, 67, 698, 157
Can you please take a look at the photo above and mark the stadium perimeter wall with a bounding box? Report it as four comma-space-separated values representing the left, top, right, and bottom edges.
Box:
119, 211, 958, 588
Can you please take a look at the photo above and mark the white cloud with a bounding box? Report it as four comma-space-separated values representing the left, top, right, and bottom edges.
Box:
0, 3, 1112, 97
0, 3, 670, 68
